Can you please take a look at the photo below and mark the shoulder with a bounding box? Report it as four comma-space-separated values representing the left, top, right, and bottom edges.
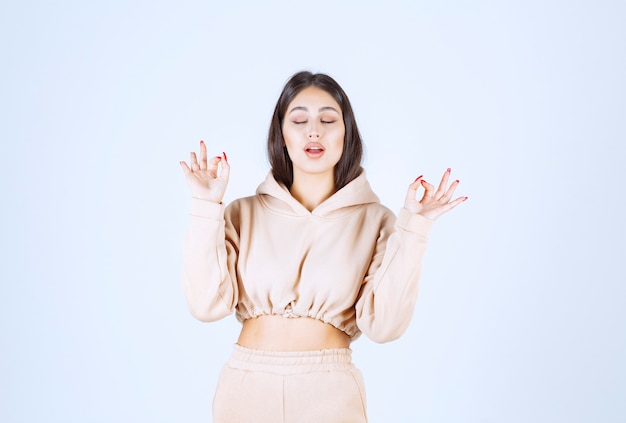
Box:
361, 200, 395, 218
223, 196, 260, 232
355, 202, 397, 232
225, 195, 258, 215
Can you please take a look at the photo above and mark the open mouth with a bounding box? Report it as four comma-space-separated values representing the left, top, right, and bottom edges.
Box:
304, 143, 325, 157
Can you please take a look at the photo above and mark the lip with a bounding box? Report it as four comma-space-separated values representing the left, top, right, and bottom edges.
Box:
304, 142, 325, 158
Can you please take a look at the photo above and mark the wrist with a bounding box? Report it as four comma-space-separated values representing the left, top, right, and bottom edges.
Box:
192, 195, 222, 204
190, 197, 225, 218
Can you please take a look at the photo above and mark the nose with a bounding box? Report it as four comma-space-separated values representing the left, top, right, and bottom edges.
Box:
307, 129, 320, 139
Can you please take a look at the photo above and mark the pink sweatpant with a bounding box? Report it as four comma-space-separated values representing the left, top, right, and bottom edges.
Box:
212, 344, 368, 423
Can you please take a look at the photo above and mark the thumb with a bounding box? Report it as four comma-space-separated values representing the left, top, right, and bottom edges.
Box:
404, 175, 423, 204
218, 152, 230, 181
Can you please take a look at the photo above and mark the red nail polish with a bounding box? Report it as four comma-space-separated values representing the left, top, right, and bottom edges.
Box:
223, 152, 228, 162
447, 167, 451, 173
463, 196, 468, 201
455, 179, 460, 183
413, 175, 423, 182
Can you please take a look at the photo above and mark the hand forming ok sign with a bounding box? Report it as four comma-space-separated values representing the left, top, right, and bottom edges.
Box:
404, 168, 467, 220
180, 140, 230, 203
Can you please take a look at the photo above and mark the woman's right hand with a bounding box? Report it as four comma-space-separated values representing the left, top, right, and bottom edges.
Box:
180, 140, 230, 203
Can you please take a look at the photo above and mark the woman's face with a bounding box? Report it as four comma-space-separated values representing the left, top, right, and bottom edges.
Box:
282, 86, 345, 182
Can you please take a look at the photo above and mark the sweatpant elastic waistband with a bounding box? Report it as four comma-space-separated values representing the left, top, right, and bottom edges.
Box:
228, 344, 355, 375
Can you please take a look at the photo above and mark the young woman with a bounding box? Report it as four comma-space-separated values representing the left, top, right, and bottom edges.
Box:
180, 71, 466, 422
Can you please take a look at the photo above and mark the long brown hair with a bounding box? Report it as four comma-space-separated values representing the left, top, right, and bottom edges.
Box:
267, 71, 363, 190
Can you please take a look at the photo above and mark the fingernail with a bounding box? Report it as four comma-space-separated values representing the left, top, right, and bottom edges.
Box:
463, 196, 469, 201
223, 152, 228, 162
455, 179, 460, 183
413, 175, 423, 182
447, 167, 451, 173
200, 140, 204, 144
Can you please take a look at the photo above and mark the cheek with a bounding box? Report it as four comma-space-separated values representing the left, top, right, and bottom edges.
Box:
281, 127, 295, 147
334, 128, 346, 150
330, 136, 345, 163
281, 132, 299, 159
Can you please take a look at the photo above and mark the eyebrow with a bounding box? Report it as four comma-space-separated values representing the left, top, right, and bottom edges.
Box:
287, 106, 340, 114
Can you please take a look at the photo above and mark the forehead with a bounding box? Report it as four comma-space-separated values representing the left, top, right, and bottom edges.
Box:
287, 86, 342, 113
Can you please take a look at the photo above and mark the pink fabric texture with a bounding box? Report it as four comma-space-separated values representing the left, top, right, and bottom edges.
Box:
212, 345, 368, 423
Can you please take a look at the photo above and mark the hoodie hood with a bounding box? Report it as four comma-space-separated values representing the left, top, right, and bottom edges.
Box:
256, 169, 380, 218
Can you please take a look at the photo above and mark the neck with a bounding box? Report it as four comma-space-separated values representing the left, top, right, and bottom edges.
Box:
290, 170, 335, 212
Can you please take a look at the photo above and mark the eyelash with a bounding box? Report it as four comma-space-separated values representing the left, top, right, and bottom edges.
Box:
292, 120, 336, 124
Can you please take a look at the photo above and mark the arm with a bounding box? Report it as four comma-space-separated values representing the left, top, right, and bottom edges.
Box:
182, 199, 238, 321
355, 169, 467, 343
180, 141, 237, 321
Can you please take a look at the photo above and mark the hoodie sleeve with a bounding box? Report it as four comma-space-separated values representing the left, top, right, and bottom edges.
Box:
355, 208, 434, 343
182, 198, 239, 322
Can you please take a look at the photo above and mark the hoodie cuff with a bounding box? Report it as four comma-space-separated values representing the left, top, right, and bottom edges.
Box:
190, 197, 225, 220
396, 208, 435, 238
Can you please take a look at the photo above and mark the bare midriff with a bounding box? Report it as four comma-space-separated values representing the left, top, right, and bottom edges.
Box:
237, 315, 351, 351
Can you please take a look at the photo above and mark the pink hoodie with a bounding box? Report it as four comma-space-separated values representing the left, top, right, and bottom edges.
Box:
182, 171, 433, 343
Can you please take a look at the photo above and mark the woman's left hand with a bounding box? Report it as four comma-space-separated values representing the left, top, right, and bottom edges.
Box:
404, 168, 467, 220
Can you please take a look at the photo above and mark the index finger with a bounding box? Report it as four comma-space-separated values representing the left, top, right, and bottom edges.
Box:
198, 140, 208, 170
435, 168, 451, 198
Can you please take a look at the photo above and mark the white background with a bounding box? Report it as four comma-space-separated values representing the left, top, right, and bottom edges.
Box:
1, 1, 624, 422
